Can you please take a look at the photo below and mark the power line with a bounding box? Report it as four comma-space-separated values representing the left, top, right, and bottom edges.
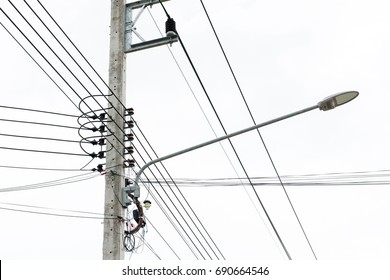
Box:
34, 0, 128, 114
176, 32, 292, 260
0, 172, 100, 192
134, 124, 226, 260
199, 0, 317, 259
132, 144, 208, 259
0, 201, 110, 218
133, 136, 217, 259
23, 1, 213, 258
21, 0, 135, 155
0, 205, 114, 220
0, 132, 80, 143
0, 145, 90, 157
147, 7, 269, 260
0, 104, 79, 118
146, 217, 181, 260
0, 117, 83, 130
0, 164, 91, 172
0, 6, 127, 163
154, 1, 292, 260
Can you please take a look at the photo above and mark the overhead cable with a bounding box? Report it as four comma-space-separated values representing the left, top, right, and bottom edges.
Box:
156, 1, 291, 260
199, 0, 317, 260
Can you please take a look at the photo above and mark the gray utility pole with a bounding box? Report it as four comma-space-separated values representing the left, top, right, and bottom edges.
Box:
103, 0, 127, 260
103, 0, 177, 260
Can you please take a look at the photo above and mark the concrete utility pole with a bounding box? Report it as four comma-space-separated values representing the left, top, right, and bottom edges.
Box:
103, 0, 127, 260
102, 0, 177, 260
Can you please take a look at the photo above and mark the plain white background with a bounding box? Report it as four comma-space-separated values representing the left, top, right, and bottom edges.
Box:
0, 0, 389, 261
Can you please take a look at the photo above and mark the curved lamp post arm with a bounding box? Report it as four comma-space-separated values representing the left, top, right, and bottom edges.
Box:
133, 104, 319, 197
132, 90, 359, 197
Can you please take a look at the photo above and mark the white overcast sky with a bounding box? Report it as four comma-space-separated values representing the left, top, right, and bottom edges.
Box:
0, 0, 389, 261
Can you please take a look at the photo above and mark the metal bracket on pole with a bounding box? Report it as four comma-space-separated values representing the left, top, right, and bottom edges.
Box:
125, 0, 178, 53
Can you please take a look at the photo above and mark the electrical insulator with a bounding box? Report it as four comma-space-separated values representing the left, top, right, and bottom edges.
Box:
89, 151, 105, 159
98, 138, 105, 146
166, 17, 176, 36
126, 108, 134, 116
126, 120, 134, 128
90, 138, 105, 146
124, 159, 135, 168
97, 164, 104, 172
99, 113, 106, 120
125, 146, 134, 154
125, 133, 134, 141
92, 125, 106, 132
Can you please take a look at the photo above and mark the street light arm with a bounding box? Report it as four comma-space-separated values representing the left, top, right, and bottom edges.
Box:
133, 104, 319, 197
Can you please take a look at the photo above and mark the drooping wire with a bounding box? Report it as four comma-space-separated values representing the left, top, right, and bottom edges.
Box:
24, 1, 223, 258
0, 22, 79, 110
0, 117, 84, 130
0, 132, 79, 144
156, 0, 291, 260
0, 201, 111, 218
199, 0, 317, 259
0, 206, 115, 220
0, 172, 100, 192
0, 104, 79, 118
0, 164, 91, 172
22, 0, 128, 131
34, 0, 128, 113
0, 146, 90, 157
23, 0, 131, 141
0, 6, 127, 164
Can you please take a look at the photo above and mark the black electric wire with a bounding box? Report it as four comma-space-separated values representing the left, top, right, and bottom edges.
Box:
0, 22, 80, 112
0, 164, 90, 172
34, 0, 128, 114
0, 7, 127, 162
156, 1, 291, 260
133, 126, 225, 260
179, 37, 293, 258
0, 206, 115, 220
146, 217, 181, 260
131, 171, 201, 259
0, 146, 88, 157
136, 232, 162, 260
132, 137, 214, 259
25, 1, 225, 258
0, 132, 80, 143
0, 117, 84, 130
147, 8, 267, 260
132, 145, 207, 259
199, 0, 317, 260
0, 104, 79, 118
21, 1, 129, 138
23, 0, 129, 131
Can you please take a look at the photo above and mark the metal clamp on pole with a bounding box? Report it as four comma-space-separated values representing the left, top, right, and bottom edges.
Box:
125, 0, 178, 53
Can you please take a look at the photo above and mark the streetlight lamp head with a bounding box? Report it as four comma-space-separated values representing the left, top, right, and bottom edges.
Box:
318, 91, 359, 111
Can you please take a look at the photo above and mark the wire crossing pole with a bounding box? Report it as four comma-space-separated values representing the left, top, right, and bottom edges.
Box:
103, 0, 127, 260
